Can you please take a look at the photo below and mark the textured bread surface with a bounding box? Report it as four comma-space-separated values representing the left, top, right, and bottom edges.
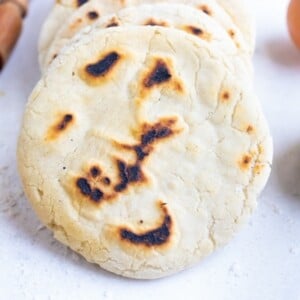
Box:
38, 0, 254, 71
19, 26, 272, 279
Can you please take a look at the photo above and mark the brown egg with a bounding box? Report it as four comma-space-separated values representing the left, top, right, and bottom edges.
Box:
287, 0, 300, 49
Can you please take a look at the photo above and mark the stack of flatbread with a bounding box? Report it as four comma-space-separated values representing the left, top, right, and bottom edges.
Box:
17, 0, 273, 279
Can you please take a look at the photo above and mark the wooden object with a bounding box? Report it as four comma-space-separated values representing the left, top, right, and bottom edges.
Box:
0, 0, 28, 71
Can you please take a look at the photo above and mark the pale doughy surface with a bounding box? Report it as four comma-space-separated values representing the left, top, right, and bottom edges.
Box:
38, 4, 75, 68
19, 26, 272, 279
216, 0, 255, 51
38, 0, 254, 71
43, 4, 249, 71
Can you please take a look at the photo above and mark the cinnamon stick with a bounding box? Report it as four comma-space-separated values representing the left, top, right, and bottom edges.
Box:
0, 0, 28, 71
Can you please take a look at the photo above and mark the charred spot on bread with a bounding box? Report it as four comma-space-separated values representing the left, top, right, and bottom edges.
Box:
246, 125, 255, 134
119, 203, 172, 247
131, 118, 178, 161
114, 161, 144, 192
144, 19, 168, 27
221, 91, 231, 102
80, 51, 122, 85
57, 114, 73, 130
134, 146, 149, 161
102, 177, 111, 185
106, 22, 120, 28
90, 188, 104, 202
76, 177, 92, 196
138, 58, 184, 100
105, 17, 120, 28
141, 120, 175, 147
239, 154, 253, 170
143, 60, 172, 88
86, 52, 120, 77
90, 166, 101, 178
184, 25, 211, 41
87, 11, 99, 20
76, 177, 104, 203
46, 114, 74, 141
77, 0, 89, 7
186, 26, 204, 36
199, 4, 212, 15
228, 29, 236, 38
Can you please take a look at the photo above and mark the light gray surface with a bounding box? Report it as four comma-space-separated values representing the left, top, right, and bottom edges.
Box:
0, 0, 299, 299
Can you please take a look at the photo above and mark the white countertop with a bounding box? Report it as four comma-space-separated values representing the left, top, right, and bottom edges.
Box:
1, 0, 300, 299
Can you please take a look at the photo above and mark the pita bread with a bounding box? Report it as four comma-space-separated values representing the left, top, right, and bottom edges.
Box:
19, 26, 272, 279
42, 4, 250, 72
39, 0, 253, 71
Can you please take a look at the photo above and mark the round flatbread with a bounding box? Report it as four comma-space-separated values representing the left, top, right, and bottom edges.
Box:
42, 4, 250, 72
19, 26, 272, 279
38, 0, 253, 71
